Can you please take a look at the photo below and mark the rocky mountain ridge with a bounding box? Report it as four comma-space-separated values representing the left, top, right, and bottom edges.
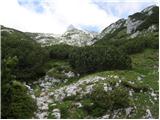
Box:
1, 5, 158, 47
94, 5, 158, 46
26, 25, 97, 47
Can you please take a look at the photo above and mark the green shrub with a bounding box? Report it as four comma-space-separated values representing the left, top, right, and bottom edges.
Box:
53, 101, 86, 119
120, 33, 159, 55
111, 87, 131, 109
121, 81, 148, 92
82, 86, 130, 117
69, 46, 132, 74
1, 31, 48, 81
47, 44, 76, 60
120, 38, 146, 54
1, 81, 37, 118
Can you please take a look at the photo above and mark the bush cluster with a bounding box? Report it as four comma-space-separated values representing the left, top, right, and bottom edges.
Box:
69, 46, 132, 74
1, 81, 37, 118
1, 30, 47, 118
47, 44, 76, 60
121, 34, 159, 54
83, 86, 131, 117
2, 31, 48, 81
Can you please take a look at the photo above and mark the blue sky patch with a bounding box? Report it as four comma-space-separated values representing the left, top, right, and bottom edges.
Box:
80, 25, 101, 32
93, 1, 156, 18
18, 0, 44, 13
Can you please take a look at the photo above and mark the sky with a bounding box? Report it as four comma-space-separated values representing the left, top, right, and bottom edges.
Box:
0, 0, 158, 34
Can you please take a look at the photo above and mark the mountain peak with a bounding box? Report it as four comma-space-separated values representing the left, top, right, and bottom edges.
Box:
67, 24, 77, 31
141, 5, 157, 13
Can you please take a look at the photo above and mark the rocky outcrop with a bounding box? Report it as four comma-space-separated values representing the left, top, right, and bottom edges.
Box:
141, 5, 156, 15
27, 25, 97, 47
126, 5, 158, 34
126, 18, 143, 34
95, 5, 158, 41
60, 26, 96, 46
97, 19, 126, 39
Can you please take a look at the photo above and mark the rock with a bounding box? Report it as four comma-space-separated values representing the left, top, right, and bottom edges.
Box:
129, 90, 133, 96
40, 83, 45, 87
49, 92, 54, 97
47, 99, 53, 103
125, 107, 133, 117
108, 86, 112, 91
150, 91, 157, 97
31, 94, 36, 99
36, 111, 48, 119
130, 31, 140, 38
40, 92, 46, 97
118, 80, 122, 83
148, 25, 158, 32
142, 5, 156, 15
137, 76, 142, 81
128, 81, 134, 84
104, 86, 108, 92
52, 112, 61, 119
23, 83, 33, 91
53, 76, 106, 101
52, 109, 61, 119
144, 109, 153, 119
85, 84, 94, 94
127, 17, 143, 34
51, 103, 57, 107
97, 19, 126, 39
113, 75, 119, 79
102, 114, 110, 119
41, 105, 48, 110
52, 108, 60, 112
66, 85, 77, 96
1, 28, 14, 33
115, 82, 119, 87
74, 102, 83, 108
64, 71, 75, 78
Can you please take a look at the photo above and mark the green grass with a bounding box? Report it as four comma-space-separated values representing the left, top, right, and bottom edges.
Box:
48, 101, 86, 119
33, 85, 41, 97
83, 49, 158, 118
45, 60, 74, 80
44, 59, 72, 72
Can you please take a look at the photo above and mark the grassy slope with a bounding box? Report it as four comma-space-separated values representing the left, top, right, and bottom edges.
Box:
48, 48, 158, 119
86, 49, 159, 118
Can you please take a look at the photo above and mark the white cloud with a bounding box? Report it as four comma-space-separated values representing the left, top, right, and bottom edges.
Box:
0, 0, 119, 33
0, 0, 157, 33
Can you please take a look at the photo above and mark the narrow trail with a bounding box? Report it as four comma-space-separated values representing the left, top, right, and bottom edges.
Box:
33, 75, 60, 119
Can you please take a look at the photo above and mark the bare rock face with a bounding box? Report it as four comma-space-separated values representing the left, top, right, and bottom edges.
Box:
60, 25, 96, 46
147, 24, 158, 32
126, 5, 158, 35
126, 18, 143, 34
97, 19, 126, 39
141, 5, 156, 15
28, 25, 97, 47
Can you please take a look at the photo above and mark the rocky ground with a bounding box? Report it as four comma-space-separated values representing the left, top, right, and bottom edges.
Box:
23, 49, 158, 119
25, 72, 158, 119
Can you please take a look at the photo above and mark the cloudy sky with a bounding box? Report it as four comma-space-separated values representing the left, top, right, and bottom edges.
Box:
0, 0, 158, 34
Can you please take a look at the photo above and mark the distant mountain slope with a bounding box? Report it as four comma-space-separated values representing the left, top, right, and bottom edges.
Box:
26, 25, 97, 47
94, 5, 159, 46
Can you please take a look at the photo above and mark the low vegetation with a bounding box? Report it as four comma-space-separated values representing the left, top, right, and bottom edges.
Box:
69, 46, 132, 74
